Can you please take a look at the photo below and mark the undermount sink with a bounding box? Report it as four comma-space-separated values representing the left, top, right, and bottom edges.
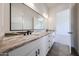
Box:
5, 32, 21, 37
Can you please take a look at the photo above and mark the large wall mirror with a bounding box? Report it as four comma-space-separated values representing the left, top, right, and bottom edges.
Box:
10, 3, 45, 31
34, 15, 45, 29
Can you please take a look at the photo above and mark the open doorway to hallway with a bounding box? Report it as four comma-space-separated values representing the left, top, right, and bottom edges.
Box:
47, 8, 72, 56
55, 9, 71, 47
54, 9, 71, 55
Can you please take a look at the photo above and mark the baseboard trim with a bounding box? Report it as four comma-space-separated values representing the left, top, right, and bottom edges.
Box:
71, 47, 79, 56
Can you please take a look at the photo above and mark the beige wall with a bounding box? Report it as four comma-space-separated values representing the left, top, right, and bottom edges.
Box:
76, 4, 79, 54
4, 3, 10, 33
70, 4, 79, 54
0, 3, 11, 33
48, 7, 56, 30
0, 3, 5, 38
70, 4, 78, 49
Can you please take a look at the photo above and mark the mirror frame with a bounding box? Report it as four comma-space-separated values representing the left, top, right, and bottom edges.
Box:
10, 3, 45, 31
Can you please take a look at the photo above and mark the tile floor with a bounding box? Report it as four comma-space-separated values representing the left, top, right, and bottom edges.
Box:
47, 42, 70, 56
47, 34, 72, 56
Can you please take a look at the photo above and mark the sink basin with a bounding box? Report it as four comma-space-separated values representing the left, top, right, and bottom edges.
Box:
5, 32, 22, 37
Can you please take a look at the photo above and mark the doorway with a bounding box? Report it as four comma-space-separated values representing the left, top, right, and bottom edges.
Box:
55, 9, 71, 53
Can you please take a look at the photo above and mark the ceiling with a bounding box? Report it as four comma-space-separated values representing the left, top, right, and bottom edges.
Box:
42, 3, 72, 9
45, 3, 62, 7
36, 3, 63, 8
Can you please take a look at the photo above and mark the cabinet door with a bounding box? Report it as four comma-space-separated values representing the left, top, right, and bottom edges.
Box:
40, 35, 49, 56
26, 39, 41, 56
48, 32, 55, 47
51, 32, 55, 45
8, 39, 40, 56
25, 47, 38, 56
37, 44, 45, 56
26, 46, 43, 56
48, 33, 53, 49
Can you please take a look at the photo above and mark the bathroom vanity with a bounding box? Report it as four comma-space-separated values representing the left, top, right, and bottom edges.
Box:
0, 31, 55, 56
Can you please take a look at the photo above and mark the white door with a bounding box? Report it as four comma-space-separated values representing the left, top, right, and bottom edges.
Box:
55, 9, 71, 53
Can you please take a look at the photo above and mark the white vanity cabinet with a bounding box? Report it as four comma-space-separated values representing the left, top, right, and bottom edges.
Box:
8, 38, 40, 56
8, 32, 55, 56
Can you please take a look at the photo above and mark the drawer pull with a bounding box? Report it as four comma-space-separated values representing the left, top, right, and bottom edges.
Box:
35, 51, 38, 56
38, 49, 40, 55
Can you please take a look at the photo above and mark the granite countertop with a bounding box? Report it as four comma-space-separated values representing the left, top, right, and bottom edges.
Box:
0, 31, 53, 53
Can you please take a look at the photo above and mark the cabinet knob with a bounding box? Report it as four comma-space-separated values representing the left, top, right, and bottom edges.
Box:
38, 49, 40, 55
35, 51, 38, 56
48, 46, 50, 49
68, 32, 72, 34
48, 40, 50, 42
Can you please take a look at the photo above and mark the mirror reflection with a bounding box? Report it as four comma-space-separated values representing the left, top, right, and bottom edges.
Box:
11, 3, 45, 31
